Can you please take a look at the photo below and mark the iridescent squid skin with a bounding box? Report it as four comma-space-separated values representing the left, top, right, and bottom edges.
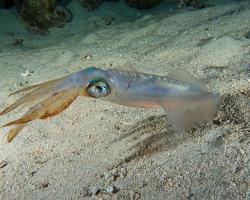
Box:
0, 67, 220, 142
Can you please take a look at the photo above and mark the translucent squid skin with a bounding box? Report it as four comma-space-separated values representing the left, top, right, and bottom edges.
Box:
0, 67, 220, 142
105, 69, 209, 108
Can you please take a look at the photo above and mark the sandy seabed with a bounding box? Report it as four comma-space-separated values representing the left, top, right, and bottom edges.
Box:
0, 0, 249, 199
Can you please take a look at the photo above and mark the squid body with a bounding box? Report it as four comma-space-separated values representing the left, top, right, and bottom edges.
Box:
0, 67, 220, 142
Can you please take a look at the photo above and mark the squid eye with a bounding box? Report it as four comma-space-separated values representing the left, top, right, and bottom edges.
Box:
86, 81, 111, 98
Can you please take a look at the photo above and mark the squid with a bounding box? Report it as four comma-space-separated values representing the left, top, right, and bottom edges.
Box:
0, 67, 220, 142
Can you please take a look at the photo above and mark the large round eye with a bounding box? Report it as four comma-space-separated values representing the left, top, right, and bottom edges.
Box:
86, 81, 111, 98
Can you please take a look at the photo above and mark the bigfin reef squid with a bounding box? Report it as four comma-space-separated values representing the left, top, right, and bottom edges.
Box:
0, 67, 220, 142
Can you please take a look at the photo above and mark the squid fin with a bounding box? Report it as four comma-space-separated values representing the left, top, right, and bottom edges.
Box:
166, 70, 208, 92
163, 70, 220, 131
160, 94, 220, 132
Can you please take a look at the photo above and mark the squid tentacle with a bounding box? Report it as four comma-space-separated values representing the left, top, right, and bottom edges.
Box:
0, 73, 82, 142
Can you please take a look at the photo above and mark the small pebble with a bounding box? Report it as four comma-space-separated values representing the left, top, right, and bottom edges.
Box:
41, 182, 49, 188
81, 187, 90, 197
36, 182, 49, 189
21, 69, 33, 77
120, 168, 127, 178
165, 178, 174, 188
112, 168, 119, 177
129, 190, 141, 200
90, 186, 100, 195
0, 160, 7, 168
13, 38, 24, 46
106, 186, 116, 193
102, 16, 114, 25
15, 81, 29, 87
84, 55, 92, 60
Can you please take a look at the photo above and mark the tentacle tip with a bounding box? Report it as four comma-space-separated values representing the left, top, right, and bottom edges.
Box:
2, 124, 26, 143
6, 136, 14, 143
0, 122, 8, 128
1, 122, 11, 128
0, 107, 10, 116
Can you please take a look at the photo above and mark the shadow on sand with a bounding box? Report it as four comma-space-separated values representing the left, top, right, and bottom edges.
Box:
111, 89, 250, 165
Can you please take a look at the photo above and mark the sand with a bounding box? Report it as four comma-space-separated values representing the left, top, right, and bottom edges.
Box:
0, 0, 249, 199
